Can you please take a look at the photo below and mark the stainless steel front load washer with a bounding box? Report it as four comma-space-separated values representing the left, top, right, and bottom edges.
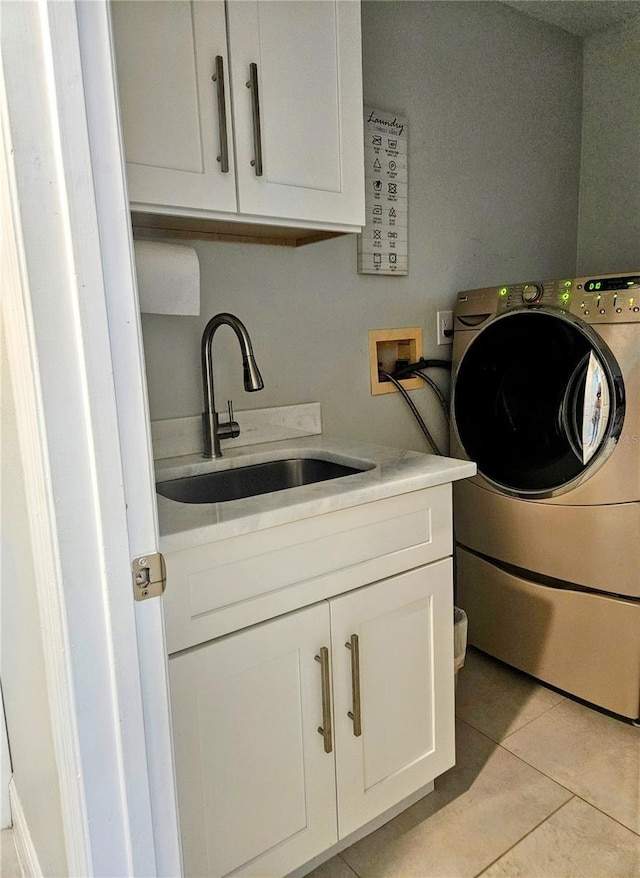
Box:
450, 272, 640, 720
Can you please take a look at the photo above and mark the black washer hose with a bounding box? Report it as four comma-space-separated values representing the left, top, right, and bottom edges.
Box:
410, 370, 450, 421
379, 370, 442, 455
391, 357, 452, 378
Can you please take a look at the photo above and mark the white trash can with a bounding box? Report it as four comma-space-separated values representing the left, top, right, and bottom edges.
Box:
454, 607, 468, 688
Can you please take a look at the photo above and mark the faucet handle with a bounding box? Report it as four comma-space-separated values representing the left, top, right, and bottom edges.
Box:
217, 399, 240, 441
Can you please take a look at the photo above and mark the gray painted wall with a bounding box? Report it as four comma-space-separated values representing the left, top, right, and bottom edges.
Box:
1, 321, 67, 876
577, 16, 640, 274
141, 1, 582, 455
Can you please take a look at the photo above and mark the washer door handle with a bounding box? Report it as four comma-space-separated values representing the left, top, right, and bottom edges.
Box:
581, 352, 610, 465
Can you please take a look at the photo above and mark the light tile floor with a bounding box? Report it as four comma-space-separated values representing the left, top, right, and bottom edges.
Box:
309, 648, 640, 878
1, 828, 21, 877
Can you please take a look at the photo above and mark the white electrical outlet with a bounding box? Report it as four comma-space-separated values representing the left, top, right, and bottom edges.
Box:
437, 310, 453, 345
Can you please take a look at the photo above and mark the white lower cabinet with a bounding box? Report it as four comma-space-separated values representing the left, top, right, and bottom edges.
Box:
169, 603, 337, 878
169, 560, 455, 878
331, 560, 455, 839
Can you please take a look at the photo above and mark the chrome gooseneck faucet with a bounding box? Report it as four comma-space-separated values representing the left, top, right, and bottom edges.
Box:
201, 313, 264, 458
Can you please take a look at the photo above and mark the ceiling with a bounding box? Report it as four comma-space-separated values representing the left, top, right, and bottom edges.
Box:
502, 1, 640, 36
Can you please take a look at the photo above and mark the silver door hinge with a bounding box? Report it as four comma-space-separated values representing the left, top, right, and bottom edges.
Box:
132, 552, 166, 601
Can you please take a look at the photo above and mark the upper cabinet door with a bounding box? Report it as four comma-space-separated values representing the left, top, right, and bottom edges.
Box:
226, 0, 365, 226
111, 0, 237, 214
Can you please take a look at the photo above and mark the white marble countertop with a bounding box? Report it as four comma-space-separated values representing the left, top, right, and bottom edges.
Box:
155, 435, 476, 553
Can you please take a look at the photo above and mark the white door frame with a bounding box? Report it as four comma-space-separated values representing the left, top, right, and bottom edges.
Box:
0, 683, 10, 830
1, 1, 180, 874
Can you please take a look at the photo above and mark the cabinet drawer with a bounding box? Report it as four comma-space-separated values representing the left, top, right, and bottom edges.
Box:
163, 485, 452, 653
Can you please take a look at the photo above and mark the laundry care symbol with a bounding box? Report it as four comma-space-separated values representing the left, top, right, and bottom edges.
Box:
374, 158, 382, 171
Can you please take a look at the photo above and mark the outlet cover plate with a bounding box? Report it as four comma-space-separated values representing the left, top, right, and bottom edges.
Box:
437, 311, 453, 345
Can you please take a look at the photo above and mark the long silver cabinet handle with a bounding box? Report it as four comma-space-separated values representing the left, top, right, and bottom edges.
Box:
246, 62, 263, 176
314, 647, 333, 753
345, 634, 362, 737
212, 55, 230, 173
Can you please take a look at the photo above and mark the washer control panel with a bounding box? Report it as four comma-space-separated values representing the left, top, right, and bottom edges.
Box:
493, 273, 640, 323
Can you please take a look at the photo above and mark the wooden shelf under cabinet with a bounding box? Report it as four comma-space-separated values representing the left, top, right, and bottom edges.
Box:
131, 212, 347, 248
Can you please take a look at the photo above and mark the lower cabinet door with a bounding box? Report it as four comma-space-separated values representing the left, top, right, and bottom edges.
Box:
169, 603, 338, 878
330, 560, 456, 838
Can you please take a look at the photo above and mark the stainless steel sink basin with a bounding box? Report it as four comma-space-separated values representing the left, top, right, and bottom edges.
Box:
156, 457, 373, 504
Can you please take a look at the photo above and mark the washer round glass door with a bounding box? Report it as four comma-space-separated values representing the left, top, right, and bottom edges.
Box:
452, 308, 625, 497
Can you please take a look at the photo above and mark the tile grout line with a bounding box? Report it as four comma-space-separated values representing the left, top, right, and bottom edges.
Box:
494, 739, 640, 839
497, 696, 567, 744
336, 852, 361, 878
558, 791, 640, 839
493, 735, 576, 801
456, 663, 640, 856
454, 716, 583, 876
470, 795, 577, 878
334, 710, 638, 878
456, 719, 579, 809
455, 717, 579, 807
457, 696, 637, 828
455, 685, 566, 748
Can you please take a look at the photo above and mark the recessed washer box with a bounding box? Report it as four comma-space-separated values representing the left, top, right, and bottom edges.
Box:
368, 327, 423, 395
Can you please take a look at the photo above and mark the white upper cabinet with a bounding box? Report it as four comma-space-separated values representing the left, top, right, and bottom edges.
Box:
226, 0, 365, 226
111, 0, 365, 231
111, 1, 237, 214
